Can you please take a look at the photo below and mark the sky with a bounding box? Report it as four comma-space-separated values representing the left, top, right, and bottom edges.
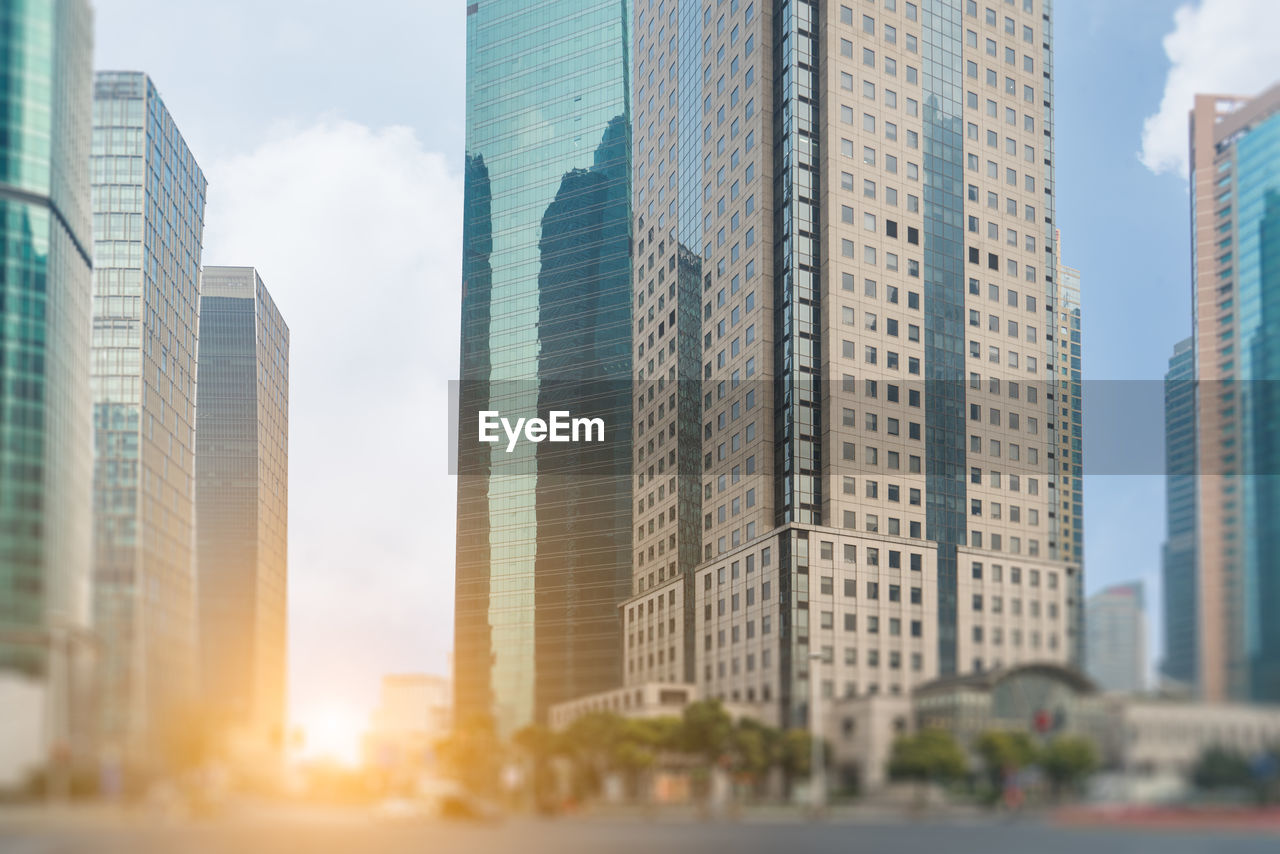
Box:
91, 0, 1279, 755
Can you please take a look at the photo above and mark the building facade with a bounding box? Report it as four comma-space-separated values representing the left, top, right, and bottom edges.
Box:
1055, 234, 1083, 664
455, 0, 634, 735
868, 663, 1280, 796
1085, 581, 1146, 695
363, 674, 451, 778
0, 0, 95, 787
1161, 336, 1197, 691
621, 0, 1077, 728
194, 266, 289, 755
1188, 84, 1280, 701
91, 71, 207, 758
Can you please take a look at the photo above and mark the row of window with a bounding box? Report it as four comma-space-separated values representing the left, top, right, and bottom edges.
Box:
970, 593, 1058, 618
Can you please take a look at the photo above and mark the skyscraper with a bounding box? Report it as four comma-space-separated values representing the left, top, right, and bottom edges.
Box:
621, 0, 1077, 725
1161, 336, 1197, 691
1056, 234, 1083, 665
91, 71, 207, 758
0, 0, 95, 786
194, 266, 289, 755
455, 0, 633, 735
1085, 582, 1146, 695
1189, 84, 1280, 701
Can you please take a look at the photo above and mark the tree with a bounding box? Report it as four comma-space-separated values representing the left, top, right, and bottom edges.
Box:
728, 717, 777, 792
679, 700, 733, 764
613, 716, 681, 799
677, 700, 734, 805
779, 728, 820, 782
561, 711, 625, 798
975, 730, 1038, 789
512, 723, 562, 809
1040, 736, 1098, 799
1192, 746, 1252, 790
435, 712, 504, 796
887, 729, 967, 783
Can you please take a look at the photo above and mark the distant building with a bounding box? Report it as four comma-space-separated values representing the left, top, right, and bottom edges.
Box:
1086, 582, 1147, 695
1161, 337, 1197, 691
194, 266, 289, 756
91, 71, 207, 760
549, 683, 700, 730
1056, 235, 1085, 665
0, 0, 95, 789
1188, 85, 1280, 701
371, 674, 451, 737
364, 675, 451, 776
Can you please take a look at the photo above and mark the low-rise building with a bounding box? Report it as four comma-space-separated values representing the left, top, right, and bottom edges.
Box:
363, 674, 451, 778
837, 662, 1280, 795
549, 682, 756, 731
569, 662, 1280, 799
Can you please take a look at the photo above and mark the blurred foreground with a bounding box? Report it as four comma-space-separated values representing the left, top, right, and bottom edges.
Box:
0, 804, 1277, 854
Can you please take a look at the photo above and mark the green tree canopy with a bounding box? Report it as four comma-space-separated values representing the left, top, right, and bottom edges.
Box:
975, 730, 1038, 783
436, 712, 504, 795
729, 717, 778, 781
680, 700, 734, 763
1040, 735, 1099, 794
888, 729, 967, 782
1192, 746, 1252, 790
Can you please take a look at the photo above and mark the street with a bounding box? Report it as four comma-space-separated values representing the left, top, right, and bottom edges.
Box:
0, 809, 1276, 854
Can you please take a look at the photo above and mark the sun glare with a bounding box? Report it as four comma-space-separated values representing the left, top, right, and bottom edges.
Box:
294, 703, 364, 767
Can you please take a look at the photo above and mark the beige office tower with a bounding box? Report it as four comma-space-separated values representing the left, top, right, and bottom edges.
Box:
623, 0, 1075, 727
1188, 85, 1280, 702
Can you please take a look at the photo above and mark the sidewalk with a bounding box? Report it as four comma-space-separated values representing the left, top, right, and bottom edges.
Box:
1053, 805, 1280, 835
564, 801, 994, 825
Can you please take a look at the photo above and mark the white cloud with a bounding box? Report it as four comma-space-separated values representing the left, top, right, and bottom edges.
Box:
201, 120, 462, 732
1139, 0, 1280, 177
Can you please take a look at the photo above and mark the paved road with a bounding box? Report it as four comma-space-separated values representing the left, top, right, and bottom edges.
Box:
0, 812, 1275, 854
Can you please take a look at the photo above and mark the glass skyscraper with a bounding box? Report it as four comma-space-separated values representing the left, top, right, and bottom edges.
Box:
1189, 84, 1280, 701
455, 0, 633, 735
1084, 582, 1145, 695
0, 0, 95, 783
1161, 336, 1197, 691
1056, 236, 1083, 665
195, 266, 289, 755
90, 71, 207, 758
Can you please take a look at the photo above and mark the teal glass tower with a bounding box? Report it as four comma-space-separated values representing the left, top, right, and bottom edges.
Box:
1161, 337, 1197, 690
1232, 94, 1280, 701
455, 0, 633, 735
0, 0, 95, 783
91, 71, 207, 759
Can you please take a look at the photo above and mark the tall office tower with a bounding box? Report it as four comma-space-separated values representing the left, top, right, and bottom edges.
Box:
619, 0, 709, 693
0, 0, 95, 787
91, 71, 207, 758
625, 0, 1073, 727
455, 0, 633, 735
1161, 337, 1197, 691
1189, 84, 1280, 701
1055, 233, 1083, 664
1084, 581, 1146, 695
194, 267, 289, 755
